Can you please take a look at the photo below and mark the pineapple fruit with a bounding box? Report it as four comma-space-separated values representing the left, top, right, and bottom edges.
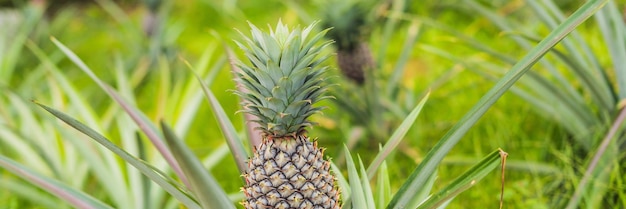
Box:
336, 42, 373, 85
233, 21, 341, 209
321, 1, 375, 85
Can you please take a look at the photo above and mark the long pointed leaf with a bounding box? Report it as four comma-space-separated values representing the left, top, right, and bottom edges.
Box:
385, 20, 422, 96
358, 156, 376, 209
50, 37, 187, 185
0, 155, 114, 209
0, 1, 44, 83
35, 102, 201, 209
161, 121, 236, 209
596, 1, 626, 100
416, 149, 505, 209
188, 62, 249, 174
174, 48, 226, 138
331, 161, 350, 205
386, 1, 608, 208
366, 92, 429, 177
376, 160, 391, 209
413, 170, 437, 207
344, 145, 367, 209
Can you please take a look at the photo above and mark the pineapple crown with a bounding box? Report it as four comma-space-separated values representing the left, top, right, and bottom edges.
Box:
233, 21, 334, 138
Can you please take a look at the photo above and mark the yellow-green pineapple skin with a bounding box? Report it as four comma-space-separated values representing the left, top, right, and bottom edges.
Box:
234, 21, 340, 209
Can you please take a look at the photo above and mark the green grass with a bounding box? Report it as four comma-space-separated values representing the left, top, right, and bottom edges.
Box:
1, 0, 621, 208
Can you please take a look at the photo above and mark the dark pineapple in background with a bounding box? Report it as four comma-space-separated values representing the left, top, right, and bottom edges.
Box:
321, 0, 376, 85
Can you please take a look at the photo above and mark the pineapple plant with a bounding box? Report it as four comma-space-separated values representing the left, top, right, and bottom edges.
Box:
320, 0, 376, 85
233, 21, 341, 209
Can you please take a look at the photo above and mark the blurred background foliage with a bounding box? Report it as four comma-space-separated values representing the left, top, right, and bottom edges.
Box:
1, 0, 624, 208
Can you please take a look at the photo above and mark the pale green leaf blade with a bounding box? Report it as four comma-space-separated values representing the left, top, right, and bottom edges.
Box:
174, 50, 226, 138
344, 145, 367, 209
49, 37, 187, 184
0, 179, 62, 208
366, 92, 429, 177
0, 155, 114, 209
376, 160, 391, 209
595, 1, 626, 100
416, 149, 504, 209
385, 20, 422, 96
189, 65, 249, 174
413, 170, 437, 207
331, 161, 350, 205
24, 40, 103, 131
358, 156, 375, 209
35, 102, 201, 209
161, 121, 236, 209
0, 1, 44, 83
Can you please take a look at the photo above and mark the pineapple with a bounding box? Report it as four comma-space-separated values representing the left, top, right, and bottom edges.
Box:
233, 21, 341, 209
321, 0, 376, 85
336, 42, 373, 85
